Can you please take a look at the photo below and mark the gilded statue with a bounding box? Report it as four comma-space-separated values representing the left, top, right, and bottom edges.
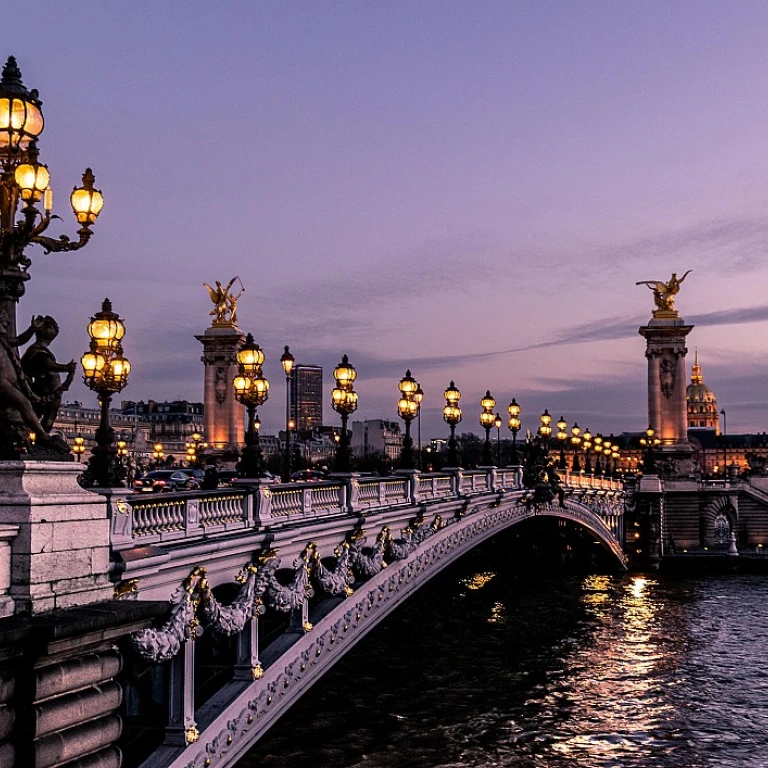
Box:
636, 270, 691, 315
203, 276, 245, 325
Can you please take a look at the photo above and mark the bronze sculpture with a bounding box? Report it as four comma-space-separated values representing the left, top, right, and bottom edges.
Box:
636, 270, 691, 315
203, 277, 244, 325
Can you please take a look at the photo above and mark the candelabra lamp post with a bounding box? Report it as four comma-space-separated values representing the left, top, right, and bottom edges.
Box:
152, 443, 164, 467
414, 384, 424, 470
556, 416, 568, 470
720, 408, 727, 477
494, 413, 502, 466
538, 409, 552, 445
570, 423, 582, 473
602, 440, 613, 476
80, 300, 130, 487
185, 431, 207, 468
612, 447, 621, 478
479, 391, 496, 465
593, 434, 603, 475
280, 345, 295, 482
443, 381, 462, 467
640, 426, 660, 474
233, 333, 269, 478
0, 57, 104, 341
72, 434, 86, 462
507, 398, 521, 464
397, 369, 419, 470
331, 354, 358, 472
582, 428, 593, 474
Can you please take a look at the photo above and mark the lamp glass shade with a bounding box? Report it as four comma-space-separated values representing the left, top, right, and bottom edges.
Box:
0, 97, 43, 148
481, 391, 495, 411
71, 180, 104, 225
233, 375, 250, 394
557, 416, 567, 431
237, 342, 265, 369
398, 371, 418, 395
397, 397, 411, 418
540, 409, 552, 426
81, 351, 106, 378
414, 385, 424, 404
480, 410, 495, 428
444, 381, 461, 405
14, 162, 49, 201
109, 355, 131, 382
508, 399, 520, 418
334, 356, 357, 386
280, 345, 295, 375
508, 416, 520, 431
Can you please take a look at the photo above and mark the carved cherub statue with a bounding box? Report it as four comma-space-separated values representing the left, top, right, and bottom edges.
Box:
636, 270, 691, 314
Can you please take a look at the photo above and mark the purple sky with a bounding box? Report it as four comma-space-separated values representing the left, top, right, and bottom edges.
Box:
7, 2, 768, 437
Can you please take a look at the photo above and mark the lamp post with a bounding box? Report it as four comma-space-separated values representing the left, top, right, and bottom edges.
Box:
720, 408, 727, 478
479, 391, 496, 465
556, 415, 567, 469
593, 434, 603, 475
280, 345, 295, 482
640, 425, 660, 474
570, 422, 582, 473
331, 354, 357, 472
152, 443, 164, 466
494, 413, 502, 466
507, 398, 521, 465
538, 409, 552, 445
397, 370, 419, 470
443, 381, 462, 467
185, 431, 207, 468
72, 434, 85, 462
582, 428, 592, 474
0, 56, 104, 345
233, 333, 269, 478
80, 299, 130, 487
414, 384, 424, 470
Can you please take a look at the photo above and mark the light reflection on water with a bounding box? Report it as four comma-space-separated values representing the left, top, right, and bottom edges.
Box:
251, 559, 768, 768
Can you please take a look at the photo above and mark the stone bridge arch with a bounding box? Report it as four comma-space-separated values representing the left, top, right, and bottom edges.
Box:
700, 495, 738, 547
144, 495, 625, 768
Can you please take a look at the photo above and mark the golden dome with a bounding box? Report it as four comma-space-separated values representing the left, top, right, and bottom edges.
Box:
686, 351, 719, 430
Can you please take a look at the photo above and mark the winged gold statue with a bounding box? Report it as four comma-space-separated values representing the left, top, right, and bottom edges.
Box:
203, 277, 245, 325
636, 270, 691, 315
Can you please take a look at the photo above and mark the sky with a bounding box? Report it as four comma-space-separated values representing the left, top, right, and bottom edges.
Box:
5, 1, 768, 438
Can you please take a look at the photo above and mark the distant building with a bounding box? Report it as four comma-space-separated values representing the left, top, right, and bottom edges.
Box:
351, 419, 403, 461
687, 352, 720, 432
290, 365, 323, 430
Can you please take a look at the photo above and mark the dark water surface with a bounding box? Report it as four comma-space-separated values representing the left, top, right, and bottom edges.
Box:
247, 540, 768, 768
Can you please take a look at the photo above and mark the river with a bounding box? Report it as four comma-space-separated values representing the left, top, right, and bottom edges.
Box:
248, 534, 768, 768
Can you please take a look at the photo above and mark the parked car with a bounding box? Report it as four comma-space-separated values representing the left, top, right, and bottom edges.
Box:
290, 469, 327, 483
133, 470, 198, 493
217, 470, 278, 487
178, 468, 205, 487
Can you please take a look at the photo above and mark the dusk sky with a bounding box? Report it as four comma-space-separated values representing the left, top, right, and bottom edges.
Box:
7, 2, 768, 437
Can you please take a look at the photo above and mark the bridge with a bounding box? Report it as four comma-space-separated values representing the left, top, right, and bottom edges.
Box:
104, 468, 626, 768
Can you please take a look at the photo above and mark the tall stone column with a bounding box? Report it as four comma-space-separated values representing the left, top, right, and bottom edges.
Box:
638, 313, 694, 475
195, 324, 245, 453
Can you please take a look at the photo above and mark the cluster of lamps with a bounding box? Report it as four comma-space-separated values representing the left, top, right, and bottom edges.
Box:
397, 370, 422, 469
79, 300, 130, 487
233, 334, 269, 477
185, 432, 207, 467
640, 425, 661, 473
0, 56, 103, 343
331, 355, 358, 472
479, 391, 498, 466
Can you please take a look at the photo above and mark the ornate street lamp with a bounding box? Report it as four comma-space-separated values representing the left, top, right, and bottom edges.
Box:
152, 442, 164, 465
494, 413, 502, 467
331, 354, 357, 472
185, 431, 207, 468
556, 415, 567, 470
397, 369, 419, 470
570, 422, 582, 473
72, 434, 85, 462
507, 398, 521, 465
0, 57, 104, 341
593, 434, 604, 475
582, 428, 593, 474
233, 333, 269, 477
280, 345, 295, 482
640, 425, 660, 474
80, 299, 130, 487
538, 408, 552, 443
479, 390, 496, 465
414, 384, 424, 470
442, 381, 462, 467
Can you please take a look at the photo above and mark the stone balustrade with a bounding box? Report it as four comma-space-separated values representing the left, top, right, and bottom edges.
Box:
112, 468, 622, 551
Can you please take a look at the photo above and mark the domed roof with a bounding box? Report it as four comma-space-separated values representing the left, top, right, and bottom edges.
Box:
686, 352, 717, 403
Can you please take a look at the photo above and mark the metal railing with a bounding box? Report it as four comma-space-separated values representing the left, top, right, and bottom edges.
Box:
110, 468, 623, 551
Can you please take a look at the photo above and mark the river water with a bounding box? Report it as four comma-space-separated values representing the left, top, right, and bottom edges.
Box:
249, 535, 768, 768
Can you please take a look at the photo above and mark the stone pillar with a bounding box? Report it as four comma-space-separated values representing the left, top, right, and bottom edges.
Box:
638, 314, 694, 475
0, 461, 113, 614
195, 323, 246, 453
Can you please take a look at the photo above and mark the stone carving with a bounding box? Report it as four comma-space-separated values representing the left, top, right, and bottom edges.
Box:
310, 541, 354, 597
130, 567, 206, 663
386, 515, 445, 560
264, 546, 314, 612
20, 315, 76, 431
203, 277, 244, 326
636, 270, 691, 315
0, 311, 71, 454
659, 357, 676, 399
348, 526, 389, 577
214, 365, 227, 405
199, 565, 264, 635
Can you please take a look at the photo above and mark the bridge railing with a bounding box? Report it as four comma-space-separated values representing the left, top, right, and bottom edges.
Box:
111, 467, 621, 550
